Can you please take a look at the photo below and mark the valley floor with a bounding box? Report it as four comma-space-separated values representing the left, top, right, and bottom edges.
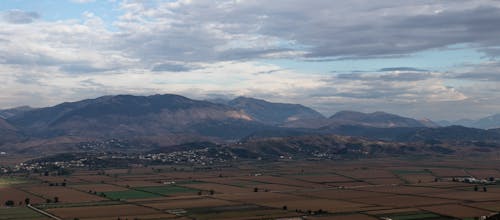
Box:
1, 158, 500, 220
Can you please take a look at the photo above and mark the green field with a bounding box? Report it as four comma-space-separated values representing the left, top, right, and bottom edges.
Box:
392, 170, 431, 175
0, 207, 49, 220
101, 190, 160, 200
134, 185, 198, 195
383, 212, 443, 220
0, 177, 28, 187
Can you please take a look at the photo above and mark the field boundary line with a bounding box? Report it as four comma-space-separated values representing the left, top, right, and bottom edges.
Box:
27, 204, 63, 220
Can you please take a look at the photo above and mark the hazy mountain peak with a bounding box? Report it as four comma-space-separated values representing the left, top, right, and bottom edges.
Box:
228, 96, 325, 125
329, 110, 428, 128
0, 105, 34, 119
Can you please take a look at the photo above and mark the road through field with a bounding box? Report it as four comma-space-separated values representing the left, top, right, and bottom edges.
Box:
27, 204, 63, 220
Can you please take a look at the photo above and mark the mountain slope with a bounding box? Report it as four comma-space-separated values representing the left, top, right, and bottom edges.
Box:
0, 106, 34, 119
0, 118, 21, 145
471, 114, 500, 129
227, 97, 325, 125
285, 110, 434, 129
8, 94, 260, 139
439, 114, 500, 129
328, 111, 428, 128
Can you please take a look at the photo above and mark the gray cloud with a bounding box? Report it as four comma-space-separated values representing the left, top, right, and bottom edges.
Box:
2, 1, 500, 120
379, 67, 428, 72
151, 62, 199, 72
2, 10, 40, 24
337, 71, 437, 82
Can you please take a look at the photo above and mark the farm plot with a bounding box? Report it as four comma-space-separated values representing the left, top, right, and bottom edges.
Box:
181, 183, 250, 194
22, 186, 106, 203
290, 175, 355, 183
421, 204, 494, 218
399, 174, 437, 184
349, 195, 455, 208
238, 175, 323, 188
259, 197, 375, 213
71, 183, 129, 192
375, 211, 445, 220
0, 207, 50, 220
134, 185, 198, 196
45, 204, 176, 220
214, 191, 306, 204
0, 177, 29, 187
465, 169, 500, 179
427, 168, 468, 177
113, 180, 164, 187
468, 201, 500, 212
0, 187, 45, 206
359, 185, 454, 195
249, 183, 304, 191
335, 169, 396, 179
142, 197, 238, 210
73, 175, 119, 183
292, 189, 389, 200
186, 205, 297, 220
362, 177, 403, 185
101, 189, 160, 200
35, 176, 84, 184
426, 190, 500, 202
306, 213, 378, 220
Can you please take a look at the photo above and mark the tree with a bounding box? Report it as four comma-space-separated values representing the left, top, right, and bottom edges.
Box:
25, 198, 30, 205
4, 200, 14, 206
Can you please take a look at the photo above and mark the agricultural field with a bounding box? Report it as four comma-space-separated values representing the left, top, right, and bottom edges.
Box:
0, 158, 499, 219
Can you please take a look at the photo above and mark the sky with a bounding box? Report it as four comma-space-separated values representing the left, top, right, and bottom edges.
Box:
1, 0, 500, 120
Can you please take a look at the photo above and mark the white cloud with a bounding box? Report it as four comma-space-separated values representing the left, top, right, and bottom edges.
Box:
1, 1, 500, 120
70, 0, 96, 3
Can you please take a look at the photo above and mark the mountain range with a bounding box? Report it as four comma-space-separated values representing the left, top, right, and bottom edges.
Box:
1, 94, 500, 154
439, 114, 500, 129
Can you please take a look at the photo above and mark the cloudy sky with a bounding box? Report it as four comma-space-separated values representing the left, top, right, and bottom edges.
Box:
1, 0, 500, 120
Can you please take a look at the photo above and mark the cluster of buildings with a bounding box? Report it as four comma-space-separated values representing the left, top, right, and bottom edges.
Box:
139, 148, 235, 165
452, 176, 497, 184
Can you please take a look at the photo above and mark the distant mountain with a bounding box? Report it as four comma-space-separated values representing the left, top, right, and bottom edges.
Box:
0, 118, 21, 145
438, 114, 500, 129
285, 110, 434, 129
227, 97, 325, 125
233, 133, 464, 159
328, 111, 429, 128
471, 114, 500, 129
0, 106, 34, 119
319, 125, 500, 142
7, 94, 264, 139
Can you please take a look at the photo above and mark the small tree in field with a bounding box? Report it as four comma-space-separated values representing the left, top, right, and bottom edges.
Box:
5, 200, 14, 206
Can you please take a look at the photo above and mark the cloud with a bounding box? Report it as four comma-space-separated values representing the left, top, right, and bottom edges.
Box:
70, 0, 96, 3
151, 62, 200, 72
2, 10, 40, 24
379, 67, 428, 72
337, 71, 439, 82
2, 1, 500, 120
452, 61, 500, 81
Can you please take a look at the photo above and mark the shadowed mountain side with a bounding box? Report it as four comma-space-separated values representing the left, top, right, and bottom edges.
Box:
284, 110, 437, 129
228, 96, 325, 125
7, 94, 258, 139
